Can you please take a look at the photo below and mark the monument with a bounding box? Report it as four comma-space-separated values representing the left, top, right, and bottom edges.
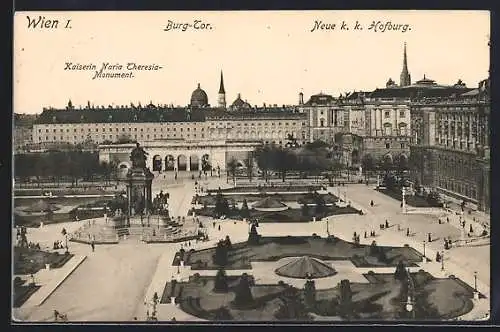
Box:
124, 143, 154, 227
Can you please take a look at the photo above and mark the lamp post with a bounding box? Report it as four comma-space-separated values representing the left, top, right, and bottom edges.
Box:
441, 251, 445, 271
474, 271, 478, 292
423, 240, 426, 259
65, 233, 69, 254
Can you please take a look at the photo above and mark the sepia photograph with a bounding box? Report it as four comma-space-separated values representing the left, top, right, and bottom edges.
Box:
12, 10, 490, 323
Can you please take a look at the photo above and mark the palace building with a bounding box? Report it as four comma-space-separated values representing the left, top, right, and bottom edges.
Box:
24, 44, 490, 211
410, 78, 490, 212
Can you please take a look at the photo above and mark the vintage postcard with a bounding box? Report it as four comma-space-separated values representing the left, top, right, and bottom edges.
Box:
12, 10, 490, 323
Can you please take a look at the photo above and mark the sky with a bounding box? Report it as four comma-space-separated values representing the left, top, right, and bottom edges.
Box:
14, 10, 490, 114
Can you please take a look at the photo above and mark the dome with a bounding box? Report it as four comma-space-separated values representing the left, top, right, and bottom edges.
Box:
231, 93, 251, 109
190, 83, 208, 107
275, 256, 337, 279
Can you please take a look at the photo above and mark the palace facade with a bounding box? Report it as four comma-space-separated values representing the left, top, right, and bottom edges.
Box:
410, 78, 490, 212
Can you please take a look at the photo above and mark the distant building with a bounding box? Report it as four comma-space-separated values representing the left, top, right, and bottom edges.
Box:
13, 113, 37, 154
410, 78, 490, 212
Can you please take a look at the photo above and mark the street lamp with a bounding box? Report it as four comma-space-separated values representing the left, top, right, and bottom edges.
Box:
441, 251, 445, 271
474, 271, 478, 292
65, 234, 69, 254
423, 240, 426, 259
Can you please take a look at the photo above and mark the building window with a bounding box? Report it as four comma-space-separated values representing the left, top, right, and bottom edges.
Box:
386, 143, 390, 149
400, 143, 405, 149
385, 111, 390, 118
400, 111, 405, 118
134, 128, 137, 131
320, 119, 325, 127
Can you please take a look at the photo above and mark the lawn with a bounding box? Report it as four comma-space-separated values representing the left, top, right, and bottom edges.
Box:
14, 247, 74, 275
177, 236, 423, 270
193, 193, 339, 205
192, 205, 362, 223
167, 271, 475, 321
13, 279, 40, 308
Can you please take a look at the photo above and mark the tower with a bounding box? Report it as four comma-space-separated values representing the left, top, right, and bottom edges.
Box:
218, 70, 226, 108
400, 43, 411, 87
299, 92, 304, 105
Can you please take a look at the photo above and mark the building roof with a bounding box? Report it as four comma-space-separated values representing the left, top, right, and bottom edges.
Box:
305, 93, 336, 106
34, 106, 306, 124
274, 256, 337, 279
369, 84, 472, 99
231, 93, 251, 108
35, 107, 207, 124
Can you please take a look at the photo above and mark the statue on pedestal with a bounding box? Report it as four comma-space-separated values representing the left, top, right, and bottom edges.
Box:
130, 143, 148, 169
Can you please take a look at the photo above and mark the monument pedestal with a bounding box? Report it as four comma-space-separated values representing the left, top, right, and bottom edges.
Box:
125, 167, 154, 226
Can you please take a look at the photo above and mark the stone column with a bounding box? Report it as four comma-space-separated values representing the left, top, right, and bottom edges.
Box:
186, 159, 191, 172
174, 155, 178, 171
198, 155, 203, 171
127, 183, 132, 216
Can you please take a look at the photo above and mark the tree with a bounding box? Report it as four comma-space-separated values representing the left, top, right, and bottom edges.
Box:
255, 145, 272, 182
240, 199, 250, 219
395, 154, 409, 175
361, 154, 376, 181
394, 260, 407, 281
232, 273, 254, 307
304, 279, 317, 309
245, 157, 254, 182
227, 158, 238, 185
369, 240, 379, 256
214, 191, 229, 217
338, 279, 353, 318
274, 287, 311, 320
213, 240, 229, 266
248, 224, 259, 245
313, 192, 326, 217
381, 154, 393, 174
213, 268, 229, 293
224, 235, 232, 249
301, 203, 310, 217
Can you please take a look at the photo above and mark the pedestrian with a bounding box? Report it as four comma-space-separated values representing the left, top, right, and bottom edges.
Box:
370, 200, 374, 207
469, 224, 473, 234
446, 217, 450, 223
364, 231, 367, 239
385, 220, 389, 228
91, 241, 95, 252
406, 228, 410, 237
213, 221, 216, 228
218, 225, 221, 231
428, 233, 432, 242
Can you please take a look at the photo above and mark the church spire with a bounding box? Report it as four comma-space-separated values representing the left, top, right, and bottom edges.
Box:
400, 42, 411, 87
218, 70, 226, 108
219, 71, 225, 94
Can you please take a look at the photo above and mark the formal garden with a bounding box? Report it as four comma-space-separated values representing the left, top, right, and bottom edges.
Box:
163, 265, 475, 321
191, 189, 362, 223
173, 233, 423, 270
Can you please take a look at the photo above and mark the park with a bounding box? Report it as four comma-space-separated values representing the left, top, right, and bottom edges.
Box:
12, 142, 490, 322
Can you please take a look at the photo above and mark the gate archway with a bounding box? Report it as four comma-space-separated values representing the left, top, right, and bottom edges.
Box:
190, 154, 200, 172
165, 155, 175, 171
201, 154, 211, 172
152, 155, 162, 171
177, 155, 187, 171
